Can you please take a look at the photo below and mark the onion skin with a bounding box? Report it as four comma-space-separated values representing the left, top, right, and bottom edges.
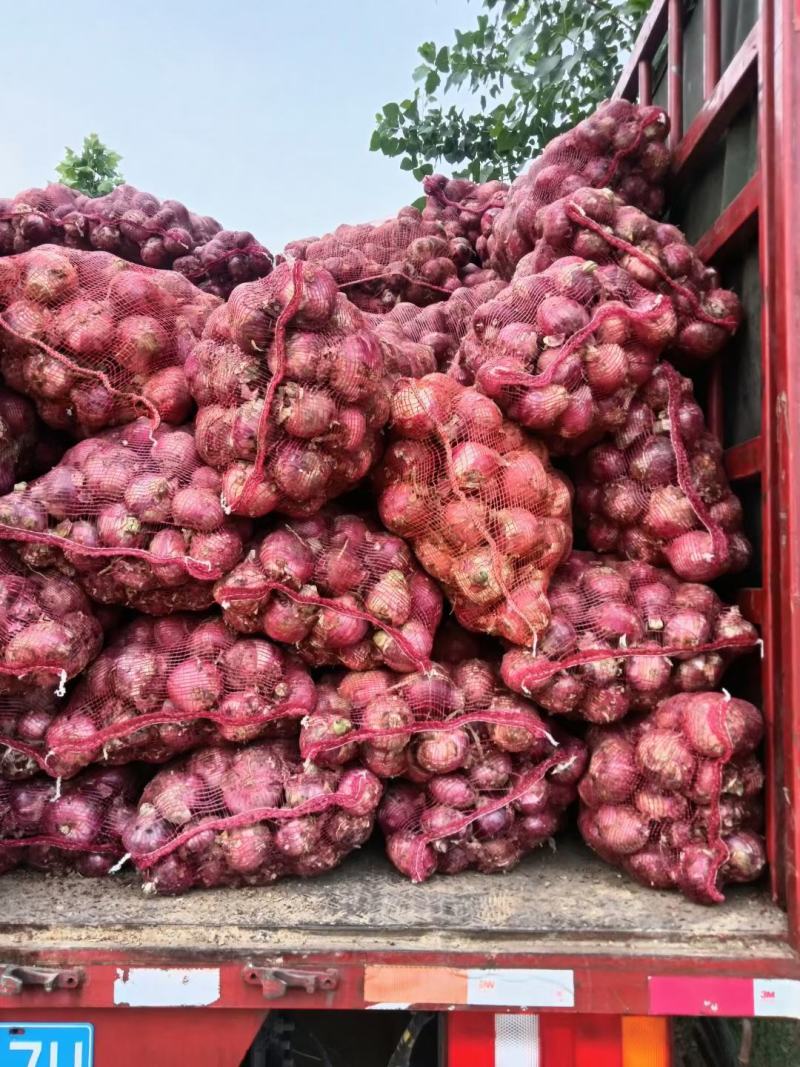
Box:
579, 689, 767, 903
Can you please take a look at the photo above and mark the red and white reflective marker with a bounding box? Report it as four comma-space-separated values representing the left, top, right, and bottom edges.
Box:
649, 976, 800, 1018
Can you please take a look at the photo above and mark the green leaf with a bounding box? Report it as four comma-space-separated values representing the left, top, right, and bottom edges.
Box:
382, 102, 401, 123
533, 52, 563, 78
412, 64, 430, 84
369, 130, 383, 152
419, 40, 436, 63
425, 70, 441, 94
435, 46, 450, 71
411, 195, 427, 211
413, 163, 434, 180
507, 24, 536, 63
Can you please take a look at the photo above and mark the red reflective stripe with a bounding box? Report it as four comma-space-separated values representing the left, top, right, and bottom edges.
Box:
445, 1013, 496, 1067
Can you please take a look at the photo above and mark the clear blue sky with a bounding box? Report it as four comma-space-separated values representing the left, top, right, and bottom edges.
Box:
0, 0, 475, 250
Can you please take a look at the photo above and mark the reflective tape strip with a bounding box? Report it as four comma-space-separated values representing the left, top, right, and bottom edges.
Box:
494, 1014, 540, 1067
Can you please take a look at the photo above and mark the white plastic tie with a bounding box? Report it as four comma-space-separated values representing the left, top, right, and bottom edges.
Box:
187, 556, 213, 573
220, 493, 233, 516
619, 633, 628, 649
531, 634, 538, 657
544, 731, 559, 748
757, 638, 765, 660
722, 688, 732, 702
108, 852, 131, 875
50, 777, 62, 802
54, 670, 68, 698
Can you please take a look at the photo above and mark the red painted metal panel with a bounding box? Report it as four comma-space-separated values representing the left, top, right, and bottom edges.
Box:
573, 1015, 622, 1067
704, 0, 721, 95
724, 437, 763, 480
672, 23, 759, 173
0, 1008, 264, 1067
445, 1012, 495, 1067
614, 0, 668, 102
758, 0, 788, 915
540, 1015, 577, 1065
739, 587, 764, 626
667, 0, 684, 146
768, 0, 800, 936
694, 173, 760, 262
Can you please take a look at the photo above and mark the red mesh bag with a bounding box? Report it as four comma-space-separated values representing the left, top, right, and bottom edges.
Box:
186, 260, 390, 518
501, 552, 759, 723
460, 255, 676, 450
375, 373, 572, 644
122, 740, 383, 894
524, 187, 742, 359
0, 385, 40, 492
574, 362, 751, 580
578, 691, 766, 903
40, 613, 315, 778
284, 204, 500, 313
214, 512, 443, 673
299, 656, 586, 779
0, 690, 59, 780
0, 246, 220, 436
0, 183, 273, 298
421, 174, 509, 265
376, 718, 586, 881
0, 548, 102, 696
0, 764, 141, 877
0, 419, 250, 614
486, 100, 670, 279
372, 278, 506, 379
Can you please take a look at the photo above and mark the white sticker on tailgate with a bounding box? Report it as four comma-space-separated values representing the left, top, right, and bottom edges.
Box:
113, 967, 221, 1007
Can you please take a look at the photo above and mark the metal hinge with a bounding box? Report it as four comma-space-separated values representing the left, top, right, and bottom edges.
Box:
0, 964, 84, 996
242, 964, 340, 1000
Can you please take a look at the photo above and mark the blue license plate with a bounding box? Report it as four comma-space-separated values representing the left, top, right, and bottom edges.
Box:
0, 1024, 93, 1067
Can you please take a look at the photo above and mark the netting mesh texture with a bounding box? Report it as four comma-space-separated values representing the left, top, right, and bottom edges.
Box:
214, 511, 443, 673
123, 739, 383, 893
0, 764, 141, 876
0, 547, 102, 695
0, 246, 220, 437
578, 691, 765, 903
40, 612, 315, 778
0, 183, 273, 297
573, 362, 751, 580
0, 420, 251, 614
501, 552, 759, 722
486, 99, 670, 278
376, 372, 572, 644
187, 261, 390, 519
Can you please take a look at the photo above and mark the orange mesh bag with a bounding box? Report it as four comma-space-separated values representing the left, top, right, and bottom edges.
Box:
459, 255, 676, 451
524, 187, 742, 359
122, 739, 383, 894
578, 691, 766, 903
375, 715, 586, 881
0, 764, 141, 877
299, 656, 587, 779
0, 690, 59, 780
0, 183, 273, 298
41, 613, 316, 779
375, 372, 572, 644
372, 278, 506, 379
501, 551, 759, 723
0, 245, 220, 437
0, 419, 251, 614
0, 548, 102, 697
486, 100, 670, 279
284, 204, 500, 313
574, 362, 751, 580
214, 511, 443, 673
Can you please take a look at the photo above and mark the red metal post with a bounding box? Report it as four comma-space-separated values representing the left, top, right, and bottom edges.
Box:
764, 0, 800, 932
667, 0, 684, 146
703, 0, 721, 96
638, 59, 653, 106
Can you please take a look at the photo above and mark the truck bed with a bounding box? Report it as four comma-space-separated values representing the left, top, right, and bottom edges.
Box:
1, 839, 788, 962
